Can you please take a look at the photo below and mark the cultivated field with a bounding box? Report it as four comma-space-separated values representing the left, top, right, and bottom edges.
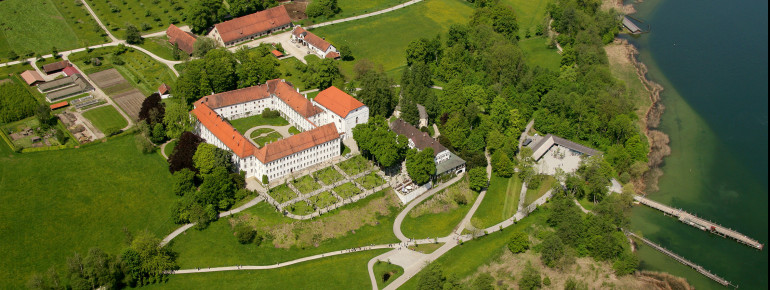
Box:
0, 135, 177, 289
88, 68, 146, 120
112, 89, 146, 120
89, 68, 129, 89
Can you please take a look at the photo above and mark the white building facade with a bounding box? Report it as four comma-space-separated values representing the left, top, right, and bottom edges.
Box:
312, 86, 369, 138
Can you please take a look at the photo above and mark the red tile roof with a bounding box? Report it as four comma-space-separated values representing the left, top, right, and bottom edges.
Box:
273, 81, 323, 118
191, 102, 256, 158
271, 50, 283, 57
201, 84, 271, 109
256, 123, 340, 163
166, 24, 197, 54
20, 70, 44, 85
49, 101, 69, 110
325, 51, 340, 59
158, 83, 170, 95
292, 26, 332, 51
314, 86, 365, 118
215, 6, 292, 44
62, 66, 80, 76
42, 60, 70, 74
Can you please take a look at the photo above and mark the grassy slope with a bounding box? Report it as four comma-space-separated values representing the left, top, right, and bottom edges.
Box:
401, 191, 479, 239
171, 193, 400, 268
524, 175, 555, 205
144, 249, 389, 289
0, 134, 176, 289
311, 0, 474, 79
82, 105, 128, 132
473, 174, 523, 228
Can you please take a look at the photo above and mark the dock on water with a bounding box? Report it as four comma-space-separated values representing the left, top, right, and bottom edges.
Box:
622, 16, 643, 34
624, 231, 736, 288
634, 195, 764, 250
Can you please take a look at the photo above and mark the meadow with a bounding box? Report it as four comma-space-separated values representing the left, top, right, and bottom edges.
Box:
309, 0, 408, 23
472, 174, 523, 229
401, 179, 478, 239
82, 105, 128, 132
84, 0, 190, 36
501, 0, 551, 38
0, 134, 177, 289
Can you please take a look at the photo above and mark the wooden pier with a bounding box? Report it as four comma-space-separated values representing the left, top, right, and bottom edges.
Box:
622, 16, 643, 34
634, 195, 763, 250
624, 231, 735, 288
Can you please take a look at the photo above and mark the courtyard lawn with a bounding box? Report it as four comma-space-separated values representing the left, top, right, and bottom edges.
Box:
0, 0, 107, 60
308, 191, 339, 209
314, 166, 345, 185
288, 126, 301, 135
292, 175, 322, 194
84, 0, 191, 37
400, 209, 549, 290
253, 132, 283, 147
338, 155, 370, 176
524, 175, 556, 206
310, 0, 474, 78
518, 36, 561, 71
137, 36, 186, 61
268, 184, 297, 203
229, 114, 289, 134
170, 190, 401, 268
288, 200, 315, 215
472, 174, 523, 229
334, 182, 361, 199
373, 261, 404, 289
82, 105, 128, 133
249, 128, 277, 138
0, 134, 177, 289
356, 172, 386, 190
145, 249, 388, 289
400, 189, 478, 240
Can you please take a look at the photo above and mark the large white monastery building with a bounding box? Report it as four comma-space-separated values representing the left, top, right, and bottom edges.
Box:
191, 79, 368, 181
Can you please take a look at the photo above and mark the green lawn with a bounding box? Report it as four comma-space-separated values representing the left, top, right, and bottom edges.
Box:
373, 261, 405, 289
268, 184, 297, 204
309, 0, 408, 23
82, 105, 128, 133
229, 114, 289, 134
338, 154, 370, 176
314, 166, 345, 185
278, 57, 310, 90
401, 188, 479, 239
288, 200, 315, 215
518, 36, 561, 71
253, 132, 283, 147
163, 139, 177, 158
578, 197, 597, 212
334, 182, 361, 199
408, 243, 444, 254
0, 0, 107, 60
0, 134, 177, 289
137, 36, 186, 61
524, 175, 556, 206
288, 126, 301, 135
170, 191, 400, 268
84, 0, 191, 37
500, 0, 550, 38
356, 172, 386, 189
292, 175, 322, 194
400, 208, 549, 289
473, 174, 523, 229
308, 191, 339, 209
249, 127, 277, 138
311, 0, 474, 78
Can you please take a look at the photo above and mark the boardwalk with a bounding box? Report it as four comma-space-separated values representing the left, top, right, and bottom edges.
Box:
634, 195, 764, 250
625, 231, 735, 287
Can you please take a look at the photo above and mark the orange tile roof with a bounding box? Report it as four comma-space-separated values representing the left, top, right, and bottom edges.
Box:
325, 51, 340, 59
166, 24, 197, 54
215, 6, 292, 44
49, 101, 69, 110
158, 83, 170, 95
201, 84, 271, 109
255, 123, 340, 163
273, 81, 323, 118
314, 86, 365, 118
271, 50, 283, 57
20, 70, 44, 85
292, 26, 332, 51
191, 102, 256, 158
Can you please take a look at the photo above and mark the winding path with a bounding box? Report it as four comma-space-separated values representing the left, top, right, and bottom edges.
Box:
160, 196, 264, 246
307, 0, 425, 29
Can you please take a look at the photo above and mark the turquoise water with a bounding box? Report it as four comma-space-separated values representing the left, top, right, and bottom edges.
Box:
626, 0, 768, 288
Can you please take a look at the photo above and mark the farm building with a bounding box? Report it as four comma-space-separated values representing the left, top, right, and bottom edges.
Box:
38, 74, 94, 103
158, 83, 171, 99
20, 70, 44, 86
62, 66, 80, 77
209, 5, 292, 47
271, 50, 284, 58
42, 60, 70, 75
192, 79, 367, 181
166, 24, 197, 55
49, 101, 69, 110
291, 26, 340, 59
311, 86, 368, 138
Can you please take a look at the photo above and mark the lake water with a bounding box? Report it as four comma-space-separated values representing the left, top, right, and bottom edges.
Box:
624, 0, 768, 288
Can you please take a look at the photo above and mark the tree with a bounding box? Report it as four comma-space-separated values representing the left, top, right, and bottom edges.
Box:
305, 0, 339, 18
193, 143, 232, 175
613, 252, 639, 275
507, 231, 530, 253
355, 62, 396, 117
163, 99, 193, 139
491, 150, 514, 177
138, 93, 165, 126
262, 175, 269, 184
204, 49, 237, 93
406, 148, 436, 185
196, 166, 236, 209
468, 167, 487, 192
400, 98, 420, 126
308, 58, 342, 90
35, 104, 52, 128
125, 24, 143, 44
352, 116, 409, 168
193, 37, 219, 58
187, 0, 224, 34
236, 50, 280, 88
338, 44, 353, 61
518, 262, 541, 290
128, 230, 178, 284
229, 0, 259, 17
172, 168, 196, 196
417, 263, 445, 290
168, 131, 204, 173
405, 38, 432, 66
540, 234, 565, 268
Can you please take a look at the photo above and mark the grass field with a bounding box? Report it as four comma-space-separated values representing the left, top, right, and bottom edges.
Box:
269, 184, 297, 203
373, 261, 404, 289
356, 172, 386, 189
82, 105, 128, 133
0, 0, 107, 60
292, 175, 322, 194
229, 115, 289, 134
401, 187, 478, 239
311, 0, 474, 78
338, 155, 370, 176
473, 174, 523, 229
500, 0, 551, 38
334, 182, 361, 199
314, 166, 345, 185
519, 36, 561, 71
138, 36, 186, 61
400, 209, 549, 290
408, 242, 443, 254
84, 0, 191, 37
309, 0, 407, 22
308, 191, 339, 209
0, 134, 177, 289
524, 175, 556, 206
145, 249, 389, 289
288, 200, 315, 215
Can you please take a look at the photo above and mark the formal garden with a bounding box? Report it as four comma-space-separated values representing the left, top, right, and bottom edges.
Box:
355, 172, 387, 190
308, 191, 339, 209
313, 166, 345, 185
291, 175, 322, 195
268, 184, 298, 204
333, 182, 362, 199
338, 154, 371, 176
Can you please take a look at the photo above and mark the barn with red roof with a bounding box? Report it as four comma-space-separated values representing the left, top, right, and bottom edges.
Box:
209, 5, 292, 47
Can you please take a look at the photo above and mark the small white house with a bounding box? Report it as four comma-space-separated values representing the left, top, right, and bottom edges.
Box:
291, 26, 340, 59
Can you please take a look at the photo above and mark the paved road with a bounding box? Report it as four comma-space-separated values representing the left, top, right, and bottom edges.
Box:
159, 138, 176, 160
307, 0, 424, 29
518, 119, 535, 151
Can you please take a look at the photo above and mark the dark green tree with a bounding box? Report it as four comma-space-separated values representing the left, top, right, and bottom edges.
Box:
540, 234, 564, 268
125, 24, 143, 44
405, 148, 436, 185
338, 44, 353, 61
468, 167, 488, 192
491, 149, 514, 177
172, 168, 196, 196
187, 0, 225, 33
507, 231, 530, 253
355, 62, 396, 117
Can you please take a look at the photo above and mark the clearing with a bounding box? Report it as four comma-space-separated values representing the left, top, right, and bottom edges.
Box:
472, 174, 523, 229
82, 105, 128, 132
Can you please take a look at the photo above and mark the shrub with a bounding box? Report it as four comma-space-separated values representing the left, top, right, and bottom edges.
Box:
261, 108, 280, 119
134, 134, 155, 154
507, 231, 530, 253
234, 222, 256, 244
